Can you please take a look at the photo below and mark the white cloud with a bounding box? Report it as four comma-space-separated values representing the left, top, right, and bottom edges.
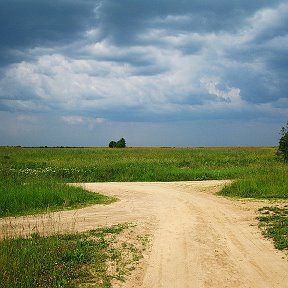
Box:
246, 3, 288, 38
62, 116, 85, 124
1, 1, 287, 124
0, 40, 268, 118
202, 79, 243, 106
62, 116, 105, 127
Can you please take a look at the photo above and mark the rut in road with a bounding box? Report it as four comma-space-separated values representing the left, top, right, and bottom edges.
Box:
1, 181, 287, 287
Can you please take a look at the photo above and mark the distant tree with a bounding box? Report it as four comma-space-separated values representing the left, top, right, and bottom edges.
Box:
116, 138, 126, 148
278, 121, 288, 162
109, 141, 117, 148
108, 138, 126, 148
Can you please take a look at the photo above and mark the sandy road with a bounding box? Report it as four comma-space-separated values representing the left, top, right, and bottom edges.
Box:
1, 180, 287, 287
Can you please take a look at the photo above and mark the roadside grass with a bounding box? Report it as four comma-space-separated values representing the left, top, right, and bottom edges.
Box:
218, 164, 288, 199
0, 181, 116, 218
0, 223, 148, 288
258, 206, 288, 250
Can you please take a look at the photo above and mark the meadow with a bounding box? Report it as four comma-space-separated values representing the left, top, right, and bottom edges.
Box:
1, 146, 287, 287
1, 146, 287, 208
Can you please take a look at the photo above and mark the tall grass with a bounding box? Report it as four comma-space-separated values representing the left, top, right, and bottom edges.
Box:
0, 146, 276, 182
219, 163, 288, 199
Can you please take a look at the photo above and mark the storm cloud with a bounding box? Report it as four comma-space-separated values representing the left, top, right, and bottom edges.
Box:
0, 0, 287, 146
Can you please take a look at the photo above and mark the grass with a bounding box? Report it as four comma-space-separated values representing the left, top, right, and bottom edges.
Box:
258, 206, 288, 250
0, 223, 147, 288
0, 146, 287, 285
0, 146, 287, 218
1, 146, 287, 195
0, 146, 281, 182
218, 163, 288, 199
0, 181, 115, 218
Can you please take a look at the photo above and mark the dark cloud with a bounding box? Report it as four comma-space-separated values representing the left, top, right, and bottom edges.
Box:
97, 0, 284, 45
0, 0, 95, 64
223, 49, 288, 105
0, 0, 287, 146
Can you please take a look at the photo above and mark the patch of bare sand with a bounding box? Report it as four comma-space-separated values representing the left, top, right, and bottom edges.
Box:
0, 181, 287, 287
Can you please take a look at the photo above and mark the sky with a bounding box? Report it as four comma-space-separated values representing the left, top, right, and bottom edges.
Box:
0, 0, 287, 147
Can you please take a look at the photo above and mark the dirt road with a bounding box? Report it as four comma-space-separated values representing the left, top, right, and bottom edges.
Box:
1, 181, 287, 287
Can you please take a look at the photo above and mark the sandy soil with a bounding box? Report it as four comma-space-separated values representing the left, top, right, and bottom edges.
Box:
1, 180, 287, 287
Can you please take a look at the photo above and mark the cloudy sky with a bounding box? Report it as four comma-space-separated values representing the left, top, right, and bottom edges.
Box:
0, 0, 287, 147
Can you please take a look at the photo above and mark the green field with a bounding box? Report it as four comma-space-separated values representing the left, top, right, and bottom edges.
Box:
1, 146, 287, 218
0, 146, 285, 181
2, 146, 256, 183
1, 146, 287, 217
1, 146, 287, 287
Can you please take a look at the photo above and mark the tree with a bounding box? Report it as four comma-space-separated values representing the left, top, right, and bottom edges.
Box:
116, 138, 126, 148
108, 138, 126, 148
278, 121, 288, 162
109, 141, 117, 148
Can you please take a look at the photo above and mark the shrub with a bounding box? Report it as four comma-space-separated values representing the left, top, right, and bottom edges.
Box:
278, 122, 288, 162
